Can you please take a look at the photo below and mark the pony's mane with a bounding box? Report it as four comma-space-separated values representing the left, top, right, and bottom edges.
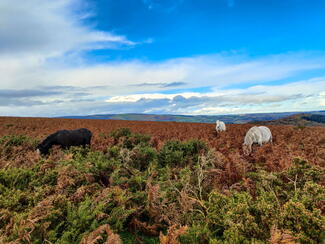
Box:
39, 131, 60, 148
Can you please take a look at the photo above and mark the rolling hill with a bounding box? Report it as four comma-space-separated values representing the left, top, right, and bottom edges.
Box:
251, 113, 325, 127
61, 110, 325, 125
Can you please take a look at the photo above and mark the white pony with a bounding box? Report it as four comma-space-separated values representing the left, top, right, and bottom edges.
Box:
216, 120, 226, 133
243, 126, 272, 155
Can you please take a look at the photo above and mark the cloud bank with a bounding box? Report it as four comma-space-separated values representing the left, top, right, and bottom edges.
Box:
0, 0, 324, 117
1, 51, 325, 116
1, 77, 323, 117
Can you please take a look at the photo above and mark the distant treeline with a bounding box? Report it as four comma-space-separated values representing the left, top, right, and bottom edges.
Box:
60, 111, 325, 124
302, 114, 325, 123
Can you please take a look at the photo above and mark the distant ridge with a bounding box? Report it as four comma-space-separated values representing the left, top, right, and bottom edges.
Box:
251, 113, 325, 127
60, 110, 325, 125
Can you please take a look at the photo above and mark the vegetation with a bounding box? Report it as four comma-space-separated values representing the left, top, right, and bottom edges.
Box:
303, 114, 325, 124
0, 130, 324, 243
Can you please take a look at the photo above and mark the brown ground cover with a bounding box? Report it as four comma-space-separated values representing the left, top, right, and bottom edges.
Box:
0, 116, 324, 243
1, 116, 324, 171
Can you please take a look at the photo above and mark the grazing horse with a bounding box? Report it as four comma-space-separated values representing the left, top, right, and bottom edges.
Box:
36, 128, 92, 155
243, 126, 272, 155
216, 120, 226, 133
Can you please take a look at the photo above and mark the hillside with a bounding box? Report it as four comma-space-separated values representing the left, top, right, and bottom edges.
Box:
252, 113, 325, 127
0, 117, 324, 243
0, 116, 324, 170
60, 110, 325, 124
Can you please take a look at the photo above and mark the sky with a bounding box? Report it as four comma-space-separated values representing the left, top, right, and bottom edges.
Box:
0, 0, 324, 117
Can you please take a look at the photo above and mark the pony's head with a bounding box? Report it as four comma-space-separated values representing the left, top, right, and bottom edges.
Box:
36, 144, 49, 155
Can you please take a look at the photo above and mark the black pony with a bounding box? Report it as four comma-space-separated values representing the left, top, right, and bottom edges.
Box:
36, 128, 92, 155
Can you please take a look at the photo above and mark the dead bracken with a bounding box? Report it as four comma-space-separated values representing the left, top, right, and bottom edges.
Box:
0, 117, 324, 243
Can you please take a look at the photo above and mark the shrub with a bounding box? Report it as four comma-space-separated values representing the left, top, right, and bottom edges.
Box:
110, 128, 132, 140
110, 128, 151, 150
158, 139, 207, 167
129, 145, 158, 171
0, 135, 36, 147
0, 131, 323, 244
180, 158, 325, 243
158, 140, 185, 167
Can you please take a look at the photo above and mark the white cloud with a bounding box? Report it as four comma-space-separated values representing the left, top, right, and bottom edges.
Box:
2, 51, 325, 92
0, 0, 133, 57
104, 78, 325, 115
0, 77, 323, 116
0, 0, 135, 89
320, 91, 325, 106
0, 50, 324, 116
106, 92, 200, 103
105, 78, 324, 103
0, 1, 324, 116
1, 52, 325, 116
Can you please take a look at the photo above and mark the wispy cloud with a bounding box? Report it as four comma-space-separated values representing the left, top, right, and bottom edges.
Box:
1, 77, 323, 116
0, 89, 60, 98
0, 0, 134, 58
131, 82, 187, 88
4, 51, 324, 91
163, 82, 187, 87
1, 50, 325, 116
104, 78, 325, 115
0, 86, 93, 107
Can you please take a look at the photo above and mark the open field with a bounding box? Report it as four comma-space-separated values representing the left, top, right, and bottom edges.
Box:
1, 116, 324, 171
0, 117, 324, 243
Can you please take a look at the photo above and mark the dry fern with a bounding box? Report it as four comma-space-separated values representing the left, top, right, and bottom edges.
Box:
269, 226, 299, 244
81, 224, 122, 244
159, 225, 188, 244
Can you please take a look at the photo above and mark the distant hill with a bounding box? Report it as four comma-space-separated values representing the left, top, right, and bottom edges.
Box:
60, 110, 325, 125
251, 113, 325, 127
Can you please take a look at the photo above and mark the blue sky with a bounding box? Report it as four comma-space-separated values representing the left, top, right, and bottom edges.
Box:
89, 0, 325, 60
0, 0, 324, 116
